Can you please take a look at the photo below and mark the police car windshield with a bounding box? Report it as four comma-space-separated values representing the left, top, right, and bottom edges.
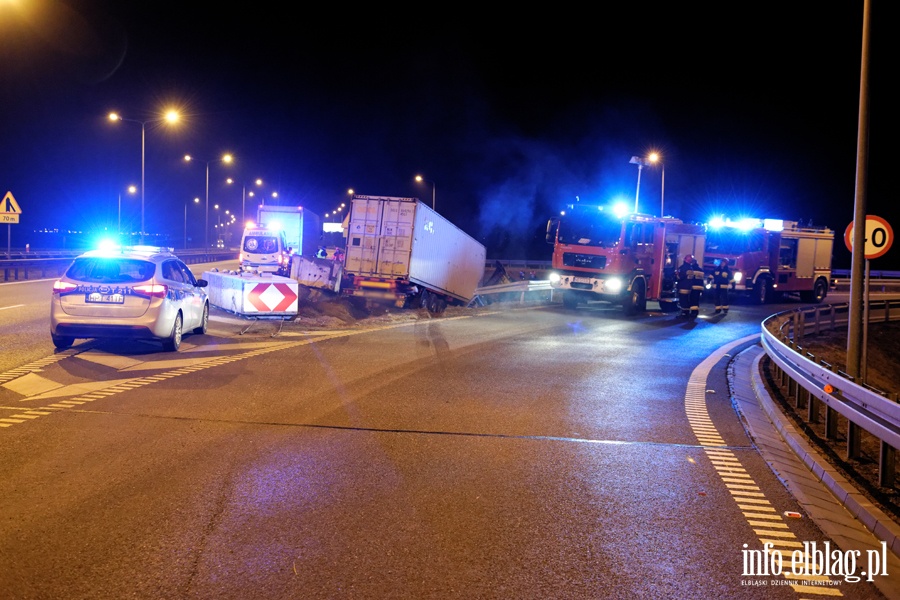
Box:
66, 258, 156, 283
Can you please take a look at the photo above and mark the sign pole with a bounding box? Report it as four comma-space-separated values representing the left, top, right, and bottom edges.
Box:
847, 0, 872, 382
862, 258, 869, 383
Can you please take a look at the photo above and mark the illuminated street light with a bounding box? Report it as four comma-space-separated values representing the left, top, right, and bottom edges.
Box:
646, 152, 665, 217
184, 153, 233, 250
414, 175, 435, 210
184, 197, 200, 249
227, 177, 263, 226
118, 184, 137, 235
108, 110, 180, 244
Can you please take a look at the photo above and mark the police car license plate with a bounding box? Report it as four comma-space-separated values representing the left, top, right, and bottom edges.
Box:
86, 292, 125, 304
573, 277, 592, 284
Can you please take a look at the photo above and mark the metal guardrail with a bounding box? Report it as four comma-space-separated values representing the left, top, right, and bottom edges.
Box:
469, 280, 554, 306
0, 249, 238, 282
761, 300, 900, 487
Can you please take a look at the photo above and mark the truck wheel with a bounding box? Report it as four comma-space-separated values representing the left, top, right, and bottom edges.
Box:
623, 280, 646, 315
427, 294, 447, 315
752, 278, 770, 305
801, 278, 829, 304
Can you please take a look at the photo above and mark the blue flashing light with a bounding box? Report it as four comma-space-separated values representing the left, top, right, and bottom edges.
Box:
706, 216, 763, 232
612, 202, 630, 219
97, 239, 119, 251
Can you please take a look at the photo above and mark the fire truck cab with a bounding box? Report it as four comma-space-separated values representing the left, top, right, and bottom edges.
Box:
703, 218, 833, 304
546, 205, 705, 314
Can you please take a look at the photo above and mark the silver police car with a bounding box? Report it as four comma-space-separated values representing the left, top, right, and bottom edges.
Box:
50, 245, 209, 351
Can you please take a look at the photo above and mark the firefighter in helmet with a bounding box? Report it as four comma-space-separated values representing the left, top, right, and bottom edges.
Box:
689, 256, 704, 318
712, 258, 732, 315
676, 254, 696, 318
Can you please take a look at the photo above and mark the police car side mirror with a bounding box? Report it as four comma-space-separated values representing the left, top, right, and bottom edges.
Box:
196, 279, 208, 288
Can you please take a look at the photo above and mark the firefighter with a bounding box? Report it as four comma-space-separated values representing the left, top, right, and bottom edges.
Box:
676, 254, 695, 318
712, 258, 732, 315
689, 257, 704, 319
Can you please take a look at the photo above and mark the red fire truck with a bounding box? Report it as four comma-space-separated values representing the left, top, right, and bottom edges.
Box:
702, 218, 833, 304
545, 204, 706, 314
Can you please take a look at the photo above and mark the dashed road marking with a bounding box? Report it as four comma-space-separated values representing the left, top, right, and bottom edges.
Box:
686, 333, 843, 597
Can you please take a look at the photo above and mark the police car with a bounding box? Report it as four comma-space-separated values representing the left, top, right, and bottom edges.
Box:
50, 245, 209, 351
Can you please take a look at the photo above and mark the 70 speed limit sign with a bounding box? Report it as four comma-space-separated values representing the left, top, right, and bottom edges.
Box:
844, 215, 894, 260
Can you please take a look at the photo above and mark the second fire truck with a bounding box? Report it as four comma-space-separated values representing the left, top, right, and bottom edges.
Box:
702, 217, 833, 304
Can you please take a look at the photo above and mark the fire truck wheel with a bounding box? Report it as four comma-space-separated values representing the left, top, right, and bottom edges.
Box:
752, 278, 771, 305
623, 280, 646, 315
814, 278, 828, 302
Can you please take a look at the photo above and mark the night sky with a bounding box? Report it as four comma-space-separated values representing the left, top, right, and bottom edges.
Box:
1, 2, 895, 268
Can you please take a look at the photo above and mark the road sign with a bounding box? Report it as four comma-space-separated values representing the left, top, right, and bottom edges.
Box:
844, 215, 893, 260
1, 191, 22, 223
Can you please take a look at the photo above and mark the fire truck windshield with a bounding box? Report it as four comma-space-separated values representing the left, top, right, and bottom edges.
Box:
557, 210, 622, 247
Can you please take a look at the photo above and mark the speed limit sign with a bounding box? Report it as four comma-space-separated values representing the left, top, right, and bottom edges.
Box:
844, 215, 894, 259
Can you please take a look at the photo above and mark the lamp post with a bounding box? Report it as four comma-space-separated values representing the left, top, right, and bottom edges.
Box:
629, 156, 649, 214
108, 110, 179, 244
414, 175, 435, 210
184, 197, 200, 249
646, 152, 665, 217
184, 153, 233, 250
227, 177, 263, 226
118, 185, 137, 235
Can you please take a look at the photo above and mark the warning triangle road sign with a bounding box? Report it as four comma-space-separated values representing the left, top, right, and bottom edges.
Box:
1, 191, 22, 214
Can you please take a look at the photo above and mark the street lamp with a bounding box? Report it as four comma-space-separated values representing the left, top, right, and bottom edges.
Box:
646, 152, 665, 217
184, 197, 200, 249
184, 153, 233, 250
108, 110, 180, 244
118, 184, 137, 235
227, 177, 263, 225
414, 175, 435, 210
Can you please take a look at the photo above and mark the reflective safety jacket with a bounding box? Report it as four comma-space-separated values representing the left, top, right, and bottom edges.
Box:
713, 264, 733, 288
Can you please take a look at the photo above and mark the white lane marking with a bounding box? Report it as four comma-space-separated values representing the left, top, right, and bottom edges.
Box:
0, 304, 25, 311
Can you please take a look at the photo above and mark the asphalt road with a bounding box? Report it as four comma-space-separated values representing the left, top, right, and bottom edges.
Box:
0, 270, 892, 599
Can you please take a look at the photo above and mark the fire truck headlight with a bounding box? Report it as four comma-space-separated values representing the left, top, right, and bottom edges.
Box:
733, 271, 743, 284
605, 278, 623, 293
548, 272, 561, 284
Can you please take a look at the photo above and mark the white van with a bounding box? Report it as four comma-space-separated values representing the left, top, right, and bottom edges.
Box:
239, 227, 290, 275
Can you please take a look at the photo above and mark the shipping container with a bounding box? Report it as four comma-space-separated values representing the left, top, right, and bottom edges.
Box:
342, 195, 486, 313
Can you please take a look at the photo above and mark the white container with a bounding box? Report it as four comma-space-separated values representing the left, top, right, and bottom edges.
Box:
344, 195, 486, 304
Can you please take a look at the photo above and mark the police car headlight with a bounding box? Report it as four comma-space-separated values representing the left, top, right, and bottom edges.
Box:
605, 278, 623, 293
733, 271, 743, 284
548, 272, 561, 284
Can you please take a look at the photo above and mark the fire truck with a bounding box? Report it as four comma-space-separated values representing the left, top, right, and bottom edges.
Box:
702, 218, 833, 304
545, 204, 706, 314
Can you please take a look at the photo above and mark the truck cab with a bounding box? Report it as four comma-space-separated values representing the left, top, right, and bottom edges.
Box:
546, 204, 705, 314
